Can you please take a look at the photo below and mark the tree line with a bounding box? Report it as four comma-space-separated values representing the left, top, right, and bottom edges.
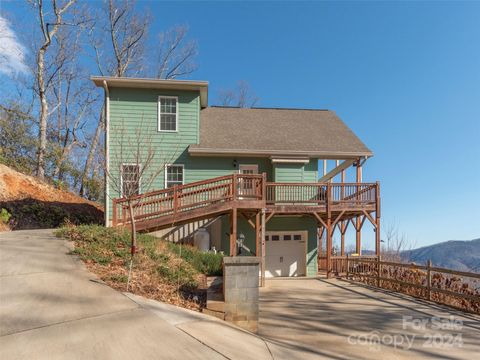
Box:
0, 0, 258, 202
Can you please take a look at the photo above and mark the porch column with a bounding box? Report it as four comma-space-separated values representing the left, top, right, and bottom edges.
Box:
375, 182, 381, 256
340, 222, 345, 256
261, 208, 266, 286
326, 183, 332, 278
255, 211, 261, 256
230, 208, 237, 256
355, 159, 362, 254
341, 166, 346, 256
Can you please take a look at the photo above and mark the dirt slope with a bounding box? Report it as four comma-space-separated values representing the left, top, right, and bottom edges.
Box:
0, 164, 103, 229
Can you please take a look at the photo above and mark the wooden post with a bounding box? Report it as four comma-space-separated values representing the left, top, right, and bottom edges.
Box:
346, 254, 349, 279
427, 259, 432, 301
376, 255, 381, 288
173, 184, 179, 215
261, 208, 266, 286
232, 173, 238, 200
112, 198, 117, 226
230, 208, 237, 256
375, 181, 381, 256
262, 172, 267, 201
255, 211, 261, 256
356, 159, 362, 254
326, 182, 332, 278
340, 222, 345, 256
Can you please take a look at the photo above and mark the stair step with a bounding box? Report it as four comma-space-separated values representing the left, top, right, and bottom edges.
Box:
202, 307, 225, 320
206, 299, 225, 312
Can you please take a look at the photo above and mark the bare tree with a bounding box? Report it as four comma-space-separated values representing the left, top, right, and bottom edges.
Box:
80, 4, 198, 196
106, 118, 177, 289
79, 0, 148, 196
155, 25, 198, 79
381, 221, 416, 261
217, 80, 259, 108
33, 0, 77, 179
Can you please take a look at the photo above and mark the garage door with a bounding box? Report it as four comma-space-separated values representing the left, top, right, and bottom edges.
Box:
265, 231, 307, 277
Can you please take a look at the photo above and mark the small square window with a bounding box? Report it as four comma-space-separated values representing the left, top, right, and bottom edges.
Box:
158, 97, 178, 132
165, 165, 184, 188
283, 235, 292, 241
265, 235, 269, 241
293, 234, 302, 241
271, 235, 280, 241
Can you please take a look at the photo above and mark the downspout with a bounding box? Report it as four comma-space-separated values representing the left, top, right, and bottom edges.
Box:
102, 80, 110, 227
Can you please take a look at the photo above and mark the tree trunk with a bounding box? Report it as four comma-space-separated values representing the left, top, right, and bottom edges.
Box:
80, 110, 104, 196
36, 47, 48, 180
128, 200, 137, 255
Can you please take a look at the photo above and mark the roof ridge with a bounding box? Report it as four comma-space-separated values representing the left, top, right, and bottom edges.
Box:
208, 106, 331, 111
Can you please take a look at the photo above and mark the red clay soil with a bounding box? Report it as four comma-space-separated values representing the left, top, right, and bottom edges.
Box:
0, 164, 104, 229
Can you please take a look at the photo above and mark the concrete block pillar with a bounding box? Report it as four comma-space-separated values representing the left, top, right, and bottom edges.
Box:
223, 256, 260, 333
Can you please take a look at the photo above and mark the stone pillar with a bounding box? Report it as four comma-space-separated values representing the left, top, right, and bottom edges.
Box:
223, 256, 260, 333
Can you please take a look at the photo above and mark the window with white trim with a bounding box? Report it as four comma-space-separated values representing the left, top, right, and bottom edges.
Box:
158, 96, 178, 131
165, 165, 184, 188
121, 164, 140, 197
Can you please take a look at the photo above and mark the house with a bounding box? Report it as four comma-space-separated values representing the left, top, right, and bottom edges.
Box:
92, 76, 381, 279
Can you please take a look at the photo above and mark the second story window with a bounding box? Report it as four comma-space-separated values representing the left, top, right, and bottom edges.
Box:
165, 164, 184, 188
121, 164, 140, 197
158, 96, 178, 132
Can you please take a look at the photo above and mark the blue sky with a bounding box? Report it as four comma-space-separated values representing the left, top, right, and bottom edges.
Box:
1, 1, 479, 247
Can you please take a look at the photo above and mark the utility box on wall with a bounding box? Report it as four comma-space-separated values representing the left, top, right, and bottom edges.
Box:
223, 257, 260, 333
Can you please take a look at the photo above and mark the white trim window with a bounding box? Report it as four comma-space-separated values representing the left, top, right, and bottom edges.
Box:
121, 164, 141, 197
158, 96, 178, 132
165, 164, 184, 188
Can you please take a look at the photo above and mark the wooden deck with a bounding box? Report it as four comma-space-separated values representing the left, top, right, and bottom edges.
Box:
112, 173, 379, 230
112, 173, 381, 277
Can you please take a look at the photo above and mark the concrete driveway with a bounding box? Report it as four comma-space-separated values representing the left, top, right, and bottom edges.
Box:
0, 229, 276, 360
259, 278, 480, 359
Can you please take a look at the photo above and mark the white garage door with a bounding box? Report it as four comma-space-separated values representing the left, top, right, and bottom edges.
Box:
265, 231, 307, 277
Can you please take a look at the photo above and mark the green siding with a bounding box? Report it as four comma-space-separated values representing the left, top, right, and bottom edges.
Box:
273, 160, 318, 182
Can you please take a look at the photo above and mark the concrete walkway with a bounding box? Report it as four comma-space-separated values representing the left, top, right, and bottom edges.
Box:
260, 278, 480, 359
2, 229, 479, 360
0, 229, 274, 360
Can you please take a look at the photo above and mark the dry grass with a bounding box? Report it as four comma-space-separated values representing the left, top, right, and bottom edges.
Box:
55, 224, 223, 311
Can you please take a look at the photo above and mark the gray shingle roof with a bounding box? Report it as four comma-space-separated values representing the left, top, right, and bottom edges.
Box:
188, 107, 372, 159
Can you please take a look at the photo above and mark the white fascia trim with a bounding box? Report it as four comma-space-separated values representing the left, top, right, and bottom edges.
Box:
271, 157, 310, 164
188, 147, 373, 159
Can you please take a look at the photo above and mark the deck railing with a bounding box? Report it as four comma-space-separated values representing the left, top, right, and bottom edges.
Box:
347, 257, 480, 314
113, 174, 264, 226
319, 256, 480, 314
265, 182, 377, 206
112, 173, 379, 227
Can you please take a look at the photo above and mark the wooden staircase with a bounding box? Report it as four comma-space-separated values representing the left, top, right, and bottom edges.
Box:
112, 174, 266, 232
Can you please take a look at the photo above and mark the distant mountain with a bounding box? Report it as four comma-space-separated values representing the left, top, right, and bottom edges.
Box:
402, 238, 480, 273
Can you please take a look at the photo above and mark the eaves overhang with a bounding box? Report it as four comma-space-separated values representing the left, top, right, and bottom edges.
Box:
91, 76, 209, 108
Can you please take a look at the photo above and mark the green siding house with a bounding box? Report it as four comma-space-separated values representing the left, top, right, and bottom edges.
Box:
92, 76, 378, 279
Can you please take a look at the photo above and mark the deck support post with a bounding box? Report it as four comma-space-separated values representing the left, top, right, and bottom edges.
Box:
340, 221, 345, 256
255, 211, 261, 256
261, 208, 266, 287
375, 182, 381, 256
230, 208, 238, 256
326, 183, 332, 278
355, 158, 362, 255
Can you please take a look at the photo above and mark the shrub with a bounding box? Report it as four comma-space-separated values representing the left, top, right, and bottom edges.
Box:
166, 242, 224, 276
0, 208, 11, 224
